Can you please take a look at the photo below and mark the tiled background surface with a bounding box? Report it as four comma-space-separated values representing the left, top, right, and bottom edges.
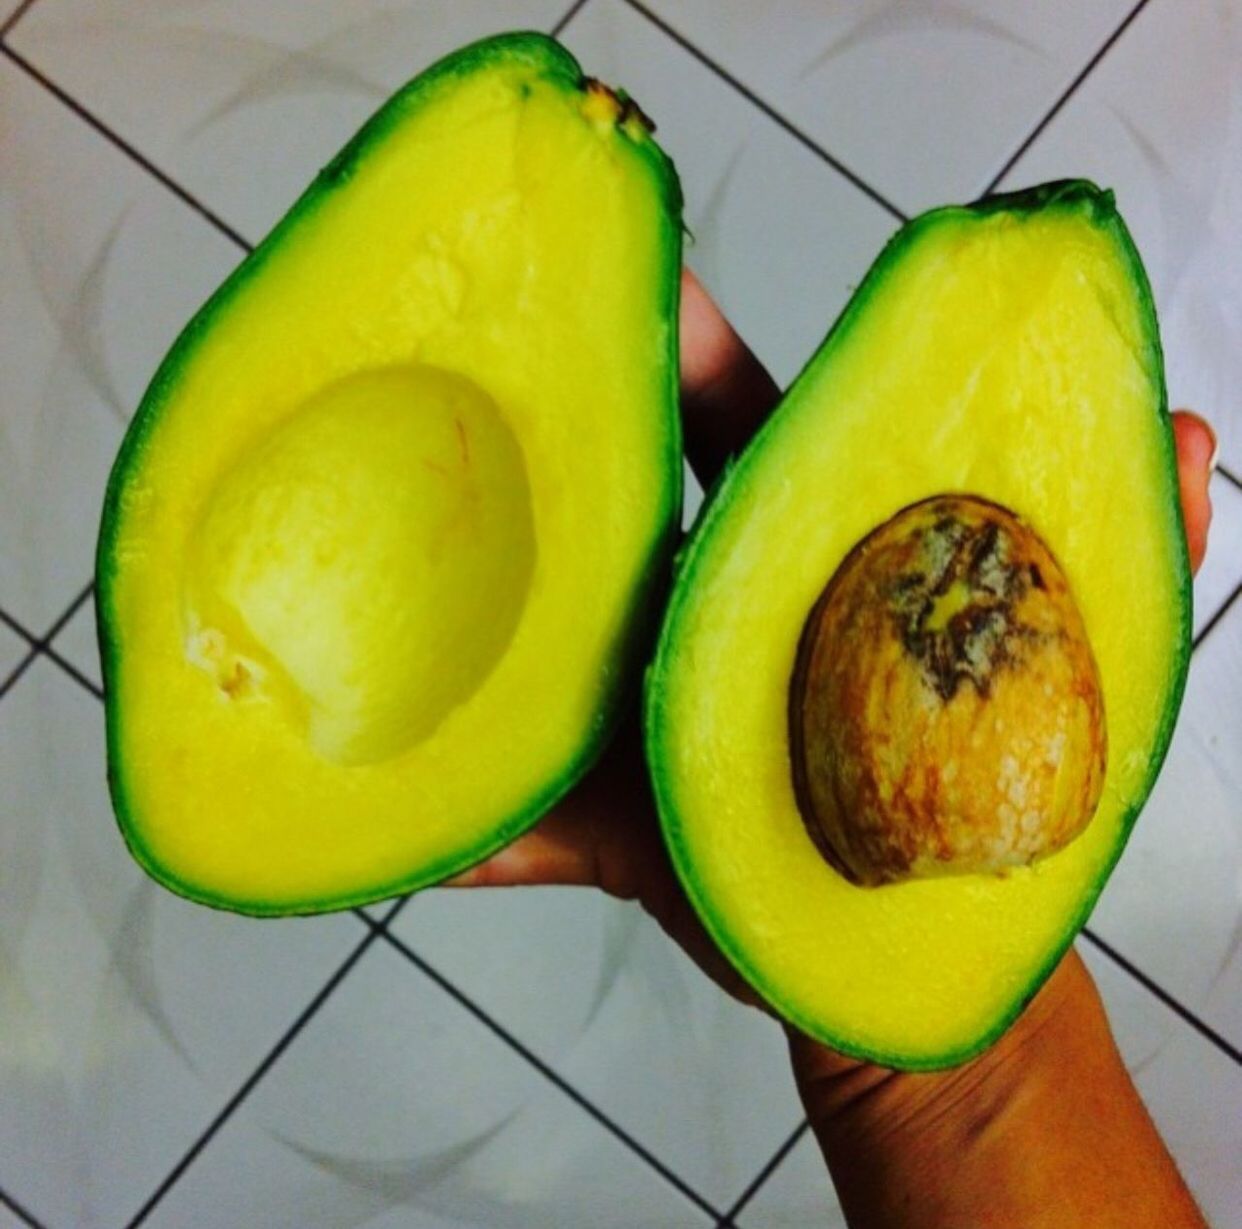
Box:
1, 1, 1240, 1225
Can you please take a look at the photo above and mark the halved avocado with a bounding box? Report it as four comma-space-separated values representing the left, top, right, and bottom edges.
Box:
97, 33, 682, 915
646, 182, 1189, 1069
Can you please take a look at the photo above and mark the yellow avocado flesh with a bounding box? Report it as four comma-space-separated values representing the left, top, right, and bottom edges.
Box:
649, 188, 1188, 1067
101, 37, 680, 912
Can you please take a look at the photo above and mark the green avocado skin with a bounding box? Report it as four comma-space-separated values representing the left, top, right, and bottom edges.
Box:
645, 180, 1191, 1070
96, 32, 684, 916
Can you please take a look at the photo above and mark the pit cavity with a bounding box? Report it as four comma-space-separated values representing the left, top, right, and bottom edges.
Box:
184, 365, 536, 765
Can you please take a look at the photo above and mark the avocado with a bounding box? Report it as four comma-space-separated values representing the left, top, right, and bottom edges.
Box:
646, 182, 1190, 1069
97, 33, 682, 915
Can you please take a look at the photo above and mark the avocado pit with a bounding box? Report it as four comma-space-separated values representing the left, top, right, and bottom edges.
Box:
790, 494, 1107, 886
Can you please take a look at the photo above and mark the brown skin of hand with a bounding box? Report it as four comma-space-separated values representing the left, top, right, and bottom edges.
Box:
792, 949, 1209, 1229
448, 268, 1215, 1227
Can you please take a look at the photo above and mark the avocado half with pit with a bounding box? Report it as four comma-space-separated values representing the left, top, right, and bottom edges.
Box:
97, 33, 682, 914
646, 181, 1190, 1069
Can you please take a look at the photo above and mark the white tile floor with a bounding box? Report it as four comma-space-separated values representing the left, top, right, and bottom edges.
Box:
1, 2, 1239, 1226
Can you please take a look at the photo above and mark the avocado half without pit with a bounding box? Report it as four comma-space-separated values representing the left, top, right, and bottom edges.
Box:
96, 34, 683, 914
646, 181, 1190, 1069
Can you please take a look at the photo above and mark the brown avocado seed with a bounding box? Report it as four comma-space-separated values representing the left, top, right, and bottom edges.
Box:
789, 494, 1107, 887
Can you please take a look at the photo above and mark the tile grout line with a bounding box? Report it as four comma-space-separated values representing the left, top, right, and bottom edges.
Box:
42, 642, 103, 700
1218, 462, 1242, 495
1192, 574, 1242, 653
0, 579, 96, 695
0, 0, 40, 43
123, 909, 403, 1229
551, 0, 593, 39
0, 1185, 47, 1229
5, 573, 715, 1216
372, 893, 411, 926
19, 642, 1238, 1220
370, 918, 725, 1223
621, 0, 908, 224
0, 647, 38, 702
981, 0, 1155, 195
0, 43, 252, 253
1082, 929, 1242, 1068
0, 605, 36, 647
42, 578, 95, 643
0, 583, 87, 649
723, 1119, 810, 1223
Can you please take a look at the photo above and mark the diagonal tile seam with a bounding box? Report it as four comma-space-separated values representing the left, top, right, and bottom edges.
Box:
1082, 929, 1242, 1068
123, 898, 411, 1229
42, 640, 102, 699
725, 933, 1242, 1218
363, 914, 727, 1224
722, 1119, 811, 1224
0, 0, 1228, 689
1193, 474, 1242, 645
0, 43, 251, 252
0, 580, 95, 699
0, 0, 1172, 240
370, 892, 412, 926
981, 0, 1155, 195
0, 1187, 47, 1229
618, 0, 908, 224
0, 647, 37, 703
0, 0, 39, 43
0, 577, 92, 645
1, 75, 1239, 1213
1193, 575, 1242, 653
1218, 463, 1242, 496
551, 0, 594, 39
